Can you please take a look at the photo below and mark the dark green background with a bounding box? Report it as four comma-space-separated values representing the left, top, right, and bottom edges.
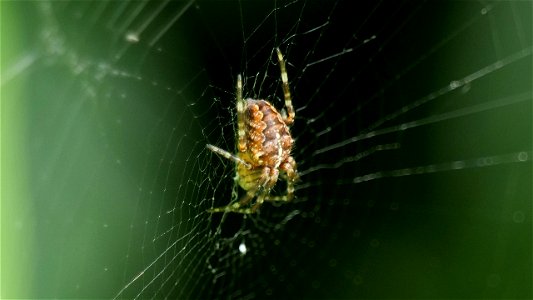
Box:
2, 1, 531, 299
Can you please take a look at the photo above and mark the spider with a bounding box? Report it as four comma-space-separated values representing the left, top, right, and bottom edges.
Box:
206, 48, 299, 214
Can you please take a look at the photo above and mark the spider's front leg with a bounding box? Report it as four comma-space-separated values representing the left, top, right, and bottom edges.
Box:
206, 144, 251, 169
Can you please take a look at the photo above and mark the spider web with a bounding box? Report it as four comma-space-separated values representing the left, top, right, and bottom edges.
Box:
2, 0, 532, 299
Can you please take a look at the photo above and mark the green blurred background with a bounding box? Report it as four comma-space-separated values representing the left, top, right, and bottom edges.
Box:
2, 1, 532, 299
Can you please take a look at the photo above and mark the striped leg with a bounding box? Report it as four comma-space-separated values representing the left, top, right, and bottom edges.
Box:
276, 48, 294, 125
236, 74, 248, 153
206, 144, 251, 169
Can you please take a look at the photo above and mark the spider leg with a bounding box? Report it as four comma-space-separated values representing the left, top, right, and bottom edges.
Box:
250, 192, 267, 213
276, 48, 294, 125
206, 144, 251, 169
236, 74, 247, 153
265, 156, 298, 203
264, 179, 294, 203
208, 167, 272, 214
207, 188, 259, 214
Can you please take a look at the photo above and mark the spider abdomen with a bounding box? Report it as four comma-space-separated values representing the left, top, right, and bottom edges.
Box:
244, 99, 293, 169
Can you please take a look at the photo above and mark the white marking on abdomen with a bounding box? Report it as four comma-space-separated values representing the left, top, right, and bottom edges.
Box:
275, 132, 282, 169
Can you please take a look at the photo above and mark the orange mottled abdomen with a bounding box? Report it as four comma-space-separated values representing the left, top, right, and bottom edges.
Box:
244, 99, 293, 166
236, 99, 293, 191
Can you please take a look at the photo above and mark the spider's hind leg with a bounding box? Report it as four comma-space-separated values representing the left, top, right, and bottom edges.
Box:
264, 179, 295, 203
207, 189, 259, 214
265, 156, 298, 203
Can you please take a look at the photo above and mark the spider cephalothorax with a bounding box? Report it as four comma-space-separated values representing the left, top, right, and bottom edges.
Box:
207, 48, 298, 214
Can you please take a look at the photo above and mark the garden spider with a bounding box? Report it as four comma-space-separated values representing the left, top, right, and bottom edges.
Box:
207, 48, 299, 214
